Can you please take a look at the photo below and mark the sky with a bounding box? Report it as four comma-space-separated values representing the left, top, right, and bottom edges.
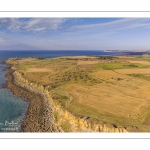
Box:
0, 18, 150, 50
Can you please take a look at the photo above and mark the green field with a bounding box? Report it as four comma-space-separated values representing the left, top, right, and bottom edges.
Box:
95, 62, 150, 70
7, 55, 150, 132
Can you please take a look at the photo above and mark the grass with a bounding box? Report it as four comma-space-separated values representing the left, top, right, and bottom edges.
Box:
52, 94, 68, 108
129, 74, 150, 81
49, 69, 102, 86
136, 56, 150, 61
66, 84, 150, 126
50, 87, 70, 108
60, 120, 72, 132
53, 111, 59, 123
68, 103, 140, 126
95, 62, 149, 70
8, 55, 150, 132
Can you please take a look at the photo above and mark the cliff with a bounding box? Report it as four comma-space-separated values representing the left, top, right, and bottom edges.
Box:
11, 68, 127, 132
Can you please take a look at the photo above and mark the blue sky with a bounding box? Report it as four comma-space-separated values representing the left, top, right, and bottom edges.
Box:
0, 18, 150, 50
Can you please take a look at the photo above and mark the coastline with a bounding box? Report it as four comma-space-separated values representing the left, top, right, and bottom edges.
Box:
1, 59, 127, 132
3, 64, 60, 132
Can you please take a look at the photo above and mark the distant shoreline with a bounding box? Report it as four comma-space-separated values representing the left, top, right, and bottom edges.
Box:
105, 50, 150, 55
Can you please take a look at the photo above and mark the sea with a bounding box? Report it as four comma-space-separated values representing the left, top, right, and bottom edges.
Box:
0, 50, 120, 132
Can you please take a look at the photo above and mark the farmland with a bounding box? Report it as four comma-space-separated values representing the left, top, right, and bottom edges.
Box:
7, 55, 150, 132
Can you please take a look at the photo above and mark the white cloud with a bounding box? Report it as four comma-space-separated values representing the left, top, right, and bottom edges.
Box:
0, 18, 22, 31
69, 18, 150, 32
0, 18, 150, 33
24, 18, 67, 31
8, 18, 22, 31
0, 18, 67, 32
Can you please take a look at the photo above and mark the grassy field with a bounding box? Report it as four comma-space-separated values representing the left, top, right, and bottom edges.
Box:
7, 55, 150, 131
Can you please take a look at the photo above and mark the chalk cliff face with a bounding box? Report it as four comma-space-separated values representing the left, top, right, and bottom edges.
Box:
12, 70, 127, 132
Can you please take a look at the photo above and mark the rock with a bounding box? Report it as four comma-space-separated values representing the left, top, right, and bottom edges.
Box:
6, 67, 127, 133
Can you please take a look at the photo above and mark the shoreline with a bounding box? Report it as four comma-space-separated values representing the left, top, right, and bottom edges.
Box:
3, 64, 60, 132
1, 60, 127, 132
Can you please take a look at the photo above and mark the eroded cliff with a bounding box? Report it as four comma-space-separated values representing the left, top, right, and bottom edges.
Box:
11, 68, 127, 132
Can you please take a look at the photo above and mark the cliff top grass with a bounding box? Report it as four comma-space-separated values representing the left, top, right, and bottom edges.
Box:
6, 55, 150, 131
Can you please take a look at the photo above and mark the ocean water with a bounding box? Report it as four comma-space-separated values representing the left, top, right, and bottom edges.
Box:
0, 50, 119, 132
0, 63, 27, 132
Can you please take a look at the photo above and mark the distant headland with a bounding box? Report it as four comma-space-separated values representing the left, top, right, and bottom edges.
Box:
104, 50, 150, 55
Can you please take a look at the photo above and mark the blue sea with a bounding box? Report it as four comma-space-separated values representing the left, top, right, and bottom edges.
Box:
0, 50, 119, 132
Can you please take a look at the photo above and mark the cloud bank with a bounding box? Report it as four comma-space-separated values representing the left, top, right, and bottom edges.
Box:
0, 18, 150, 33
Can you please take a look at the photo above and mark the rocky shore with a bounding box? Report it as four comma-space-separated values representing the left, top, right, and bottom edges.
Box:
2, 61, 127, 132
4, 65, 61, 132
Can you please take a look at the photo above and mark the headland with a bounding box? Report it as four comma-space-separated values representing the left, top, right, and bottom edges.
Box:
4, 54, 150, 132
